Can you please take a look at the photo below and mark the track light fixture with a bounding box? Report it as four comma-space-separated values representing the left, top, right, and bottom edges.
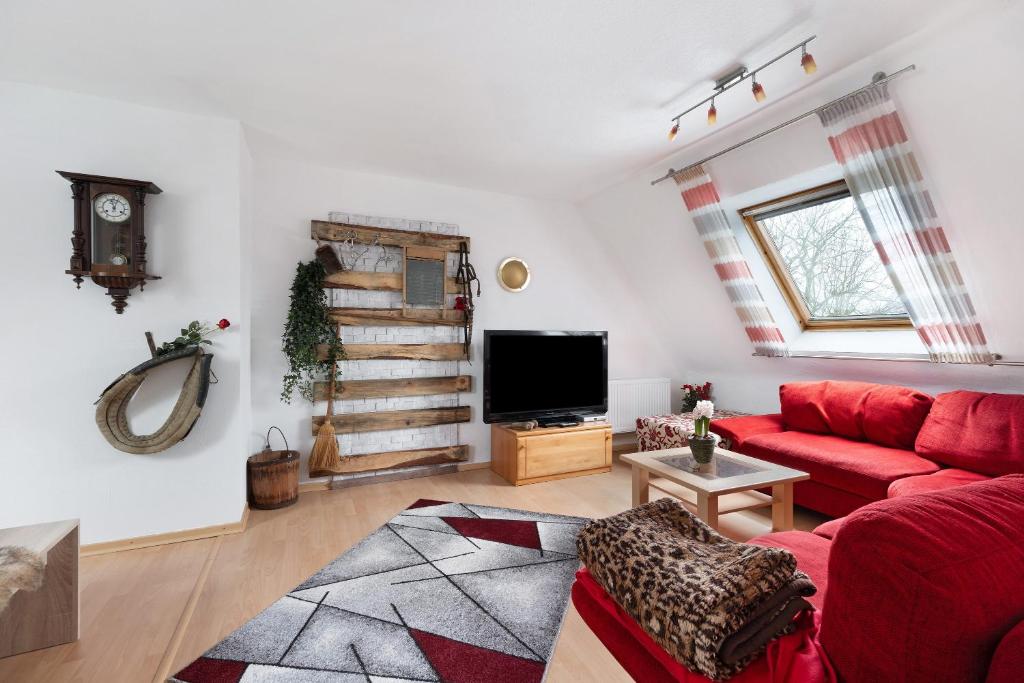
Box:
801, 44, 817, 74
751, 75, 766, 103
665, 35, 817, 142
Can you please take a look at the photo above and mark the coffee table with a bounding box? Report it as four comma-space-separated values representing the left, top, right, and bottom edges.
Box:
621, 447, 809, 531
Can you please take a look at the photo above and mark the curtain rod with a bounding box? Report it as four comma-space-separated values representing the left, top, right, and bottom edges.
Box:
650, 64, 916, 186
753, 350, 1024, 367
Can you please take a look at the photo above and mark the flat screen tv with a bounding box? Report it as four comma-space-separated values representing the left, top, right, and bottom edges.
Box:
483, 330, 608, 424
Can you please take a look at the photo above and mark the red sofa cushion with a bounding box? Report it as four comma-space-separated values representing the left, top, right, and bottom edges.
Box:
887, 467, 991, 498
779, 381, 933, 449
571, 569, 832, 683
710, 413, 785, 451
811, 517, 845, 540
987, 620, 1024, 683
743, 431, 940, 500
915, 390, 1024, 476
819, 475, 1024, 683
749, 530, 831, 610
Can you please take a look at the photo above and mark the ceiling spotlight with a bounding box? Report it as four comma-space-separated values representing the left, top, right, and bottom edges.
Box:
801, 44, 817, 75
668, 121, 679, 141
751, 75, 767, 103
707, 99, 717, 126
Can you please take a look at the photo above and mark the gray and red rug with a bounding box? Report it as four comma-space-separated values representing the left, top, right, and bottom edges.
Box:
171, 499, 588, 683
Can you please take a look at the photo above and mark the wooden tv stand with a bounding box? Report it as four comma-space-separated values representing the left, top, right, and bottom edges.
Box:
490, 422, 612, 486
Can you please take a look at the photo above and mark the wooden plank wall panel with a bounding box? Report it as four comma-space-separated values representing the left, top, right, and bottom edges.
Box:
329, 307, 465, 327
311, 221, 469, 251
324, 271, 459, 293
317, 343, 468, 361
308, 445, 469, 477
312, 407, 471, 434
313, 375, 471, 401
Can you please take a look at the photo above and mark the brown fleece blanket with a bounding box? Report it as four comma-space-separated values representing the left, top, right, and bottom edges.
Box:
576, 499, 816, 681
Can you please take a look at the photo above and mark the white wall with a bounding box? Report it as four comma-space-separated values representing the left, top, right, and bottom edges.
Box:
0, 81, 250, 544
247, 149, 676, 482
578, 2, 1024, 414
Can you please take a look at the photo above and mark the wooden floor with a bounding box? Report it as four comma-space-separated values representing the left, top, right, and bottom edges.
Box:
0, 462, 827, 682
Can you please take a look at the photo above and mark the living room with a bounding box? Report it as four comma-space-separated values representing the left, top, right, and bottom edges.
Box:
1, 2, 1022, 682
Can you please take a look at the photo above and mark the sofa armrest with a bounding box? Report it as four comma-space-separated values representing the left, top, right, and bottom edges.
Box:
987, 620, 1024, 683
712, 414, 785, 451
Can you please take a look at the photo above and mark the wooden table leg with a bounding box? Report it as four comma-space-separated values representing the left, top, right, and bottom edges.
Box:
772, 483, 795, 531
697, 492, 719, 530
631, 466, 649, 507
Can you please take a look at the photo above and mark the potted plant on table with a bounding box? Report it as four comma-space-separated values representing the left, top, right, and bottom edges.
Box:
688, 400, 717, 465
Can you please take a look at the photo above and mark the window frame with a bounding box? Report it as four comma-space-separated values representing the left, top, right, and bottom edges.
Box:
739, 180, 913, 331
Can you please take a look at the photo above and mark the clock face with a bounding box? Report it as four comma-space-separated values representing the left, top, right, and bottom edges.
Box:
94, 193, 131, 223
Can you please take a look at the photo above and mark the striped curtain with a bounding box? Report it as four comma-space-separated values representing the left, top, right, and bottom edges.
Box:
674, 165, 788, 357
818, 85, 993, 363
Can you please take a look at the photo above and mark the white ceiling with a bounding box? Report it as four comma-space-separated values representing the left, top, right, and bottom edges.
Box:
0, 0, 958, 200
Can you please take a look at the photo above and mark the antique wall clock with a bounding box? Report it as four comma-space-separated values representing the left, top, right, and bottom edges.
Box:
57, 171, 162, 313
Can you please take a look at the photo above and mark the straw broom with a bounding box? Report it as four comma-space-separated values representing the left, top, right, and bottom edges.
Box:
308, 326, 342, 475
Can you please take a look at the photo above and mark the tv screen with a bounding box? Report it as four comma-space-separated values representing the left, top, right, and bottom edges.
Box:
484, 330, 608, 423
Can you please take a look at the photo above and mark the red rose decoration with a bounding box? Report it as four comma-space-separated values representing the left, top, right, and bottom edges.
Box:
454, 297, 466, 311
218, 319, 231, 329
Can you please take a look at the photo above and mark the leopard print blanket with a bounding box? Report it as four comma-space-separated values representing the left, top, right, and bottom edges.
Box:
576, 499, 814, 680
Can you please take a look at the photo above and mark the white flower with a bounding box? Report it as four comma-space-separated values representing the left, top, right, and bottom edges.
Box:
692, 400, 715, 420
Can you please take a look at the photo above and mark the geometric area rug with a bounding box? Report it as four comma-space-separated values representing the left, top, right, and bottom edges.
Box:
170, 499, 589, 683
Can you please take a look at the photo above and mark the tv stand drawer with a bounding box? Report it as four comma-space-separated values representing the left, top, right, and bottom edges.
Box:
525, 430, 606, 478
490, 422, 612, 485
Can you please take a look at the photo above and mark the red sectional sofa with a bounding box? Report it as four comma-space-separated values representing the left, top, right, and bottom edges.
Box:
573, 475, 1024, 682
710, 381, 1024, 517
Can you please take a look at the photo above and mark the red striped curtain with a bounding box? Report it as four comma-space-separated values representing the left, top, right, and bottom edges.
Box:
819, 85, 993, 363
674, 166, 788, 357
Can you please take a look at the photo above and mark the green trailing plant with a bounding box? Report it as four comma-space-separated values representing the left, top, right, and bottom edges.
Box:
280, 259, 344, 403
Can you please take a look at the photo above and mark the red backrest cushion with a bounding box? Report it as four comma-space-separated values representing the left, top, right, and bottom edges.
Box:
915, 391, 1024, 476
819, 475, 1024, 683
861, 383, 935, 450
779, 381, 933, 449
987, 620, 1024, 683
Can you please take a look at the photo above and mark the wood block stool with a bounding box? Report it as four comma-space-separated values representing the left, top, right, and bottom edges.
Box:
0, 520, 79, 658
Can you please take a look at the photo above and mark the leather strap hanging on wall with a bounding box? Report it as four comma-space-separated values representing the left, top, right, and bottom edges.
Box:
455, 241, 480, 356
94, 347, 213, 454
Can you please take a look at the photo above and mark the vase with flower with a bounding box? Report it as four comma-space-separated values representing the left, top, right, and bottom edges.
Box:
688, 400, 717, 466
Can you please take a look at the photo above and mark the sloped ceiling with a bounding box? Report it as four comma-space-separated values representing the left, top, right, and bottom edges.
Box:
1, 0, 957, 200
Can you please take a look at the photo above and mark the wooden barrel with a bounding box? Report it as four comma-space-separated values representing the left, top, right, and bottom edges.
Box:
247, 427, 299, 510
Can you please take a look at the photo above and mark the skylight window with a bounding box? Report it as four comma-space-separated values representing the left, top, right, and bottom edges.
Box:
740, 181, 911, 330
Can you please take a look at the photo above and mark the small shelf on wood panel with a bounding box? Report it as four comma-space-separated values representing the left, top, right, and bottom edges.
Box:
317, 343, 468, 361
312, 406, 471, 434
308, 445, 469, 477
324, 271, 460, 294
313, 375, 471, 401
311, 220, 469, 251
329, 307, 465, 327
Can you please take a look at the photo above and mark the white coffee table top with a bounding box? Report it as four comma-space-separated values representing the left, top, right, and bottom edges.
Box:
621, 447, 808, 496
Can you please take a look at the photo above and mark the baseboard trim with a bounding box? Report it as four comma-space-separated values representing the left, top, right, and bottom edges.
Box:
81, 504, 250, 558
299, 480, 331, 492
457, 461, 490, 471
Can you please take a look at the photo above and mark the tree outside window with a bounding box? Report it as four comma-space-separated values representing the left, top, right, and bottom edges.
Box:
741, 181, 911, 330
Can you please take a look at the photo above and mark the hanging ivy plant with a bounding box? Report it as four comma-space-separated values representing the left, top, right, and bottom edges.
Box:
281, 259, 344, 404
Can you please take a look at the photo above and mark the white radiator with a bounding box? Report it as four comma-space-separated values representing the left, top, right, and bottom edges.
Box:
607, 377, 672, 433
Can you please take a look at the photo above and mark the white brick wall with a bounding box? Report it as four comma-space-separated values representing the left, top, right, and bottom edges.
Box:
321, 211, 467, 483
